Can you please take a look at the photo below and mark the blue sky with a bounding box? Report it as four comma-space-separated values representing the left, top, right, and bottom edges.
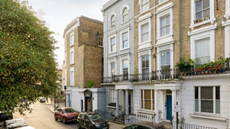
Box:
27, 0, 108, 68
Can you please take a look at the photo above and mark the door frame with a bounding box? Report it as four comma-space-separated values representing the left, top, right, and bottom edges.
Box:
166, 94, 172, 120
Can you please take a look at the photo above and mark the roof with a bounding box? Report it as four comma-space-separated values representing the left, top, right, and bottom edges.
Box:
101, 0, 119, 12
62, 16, 103, 38
132, 121, 166, 128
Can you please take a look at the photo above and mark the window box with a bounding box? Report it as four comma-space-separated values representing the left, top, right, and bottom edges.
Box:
194, 68, 206, 71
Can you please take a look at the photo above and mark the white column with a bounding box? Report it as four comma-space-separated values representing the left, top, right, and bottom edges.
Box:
125, 90, 129, 115
116, 90, 119, 117
154, 90, 159, 123
172, 89, 177, 122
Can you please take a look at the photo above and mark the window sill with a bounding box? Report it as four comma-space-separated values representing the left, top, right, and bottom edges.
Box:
98, 45, 103, 48
138, 40, 151, 46
70, 45, 74, 48
190, 18, 216, 30
120, 47, 130, 52
70, 63, 74, 66
109, 51, 117, 54
190, 114, 226, 121
157, 33, 173, 40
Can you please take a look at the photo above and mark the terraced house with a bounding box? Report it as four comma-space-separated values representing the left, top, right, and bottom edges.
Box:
63, 16, 106, 113
101, 0, 230, 128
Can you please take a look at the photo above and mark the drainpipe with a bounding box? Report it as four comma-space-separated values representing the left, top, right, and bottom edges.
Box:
154, 0, 156, 71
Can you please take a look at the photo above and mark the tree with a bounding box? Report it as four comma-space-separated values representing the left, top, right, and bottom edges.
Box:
86, 80, 94, 88
0, 0, 59, 115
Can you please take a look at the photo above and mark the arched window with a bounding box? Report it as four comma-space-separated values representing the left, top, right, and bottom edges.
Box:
141, 0, 149, 13
123, 8, 129, 22
111, 15, 116, 28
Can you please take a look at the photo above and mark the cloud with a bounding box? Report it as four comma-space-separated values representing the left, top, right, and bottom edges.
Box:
55, 33, 61, 37
36, 8, 45, 21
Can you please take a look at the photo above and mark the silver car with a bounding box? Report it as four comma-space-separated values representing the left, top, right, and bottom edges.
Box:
0, 118, 35, 129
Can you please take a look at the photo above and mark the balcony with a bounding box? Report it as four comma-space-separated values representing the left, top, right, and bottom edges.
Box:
102, 58, 230, 83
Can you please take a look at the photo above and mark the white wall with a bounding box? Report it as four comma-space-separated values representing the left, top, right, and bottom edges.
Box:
181, 76, 229, 129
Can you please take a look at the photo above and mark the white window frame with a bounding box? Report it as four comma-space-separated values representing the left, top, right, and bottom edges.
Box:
190, 0, 215, 30
108, 34, 116, 53
70, 32, 74, 47
70, 67, 74, 86
225, 0, 230, 19
120, 5, 129, 24
110, 89, 117, 103
141, 90, 155, 111
224, 24, 230, 58
195, 38, 210, 64
120, 28, 129, 50
138, 50, 151, 74
190, 29, 215, 62
159, 0, 168, 4
108, 57, 117, 77
70, 48, 74, 65
120, 55, 130, 76
138, 13, 151, 48
194, 86, 220, 116
157, 8, 173, 40
109, 13, 116, 29
139, 0, 150, 14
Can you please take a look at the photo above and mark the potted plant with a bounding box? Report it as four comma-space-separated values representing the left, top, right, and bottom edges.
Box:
199, 19, 202, 23
204, 64, 209, 74
177, 58, 186, 76
219, 58, 227, 73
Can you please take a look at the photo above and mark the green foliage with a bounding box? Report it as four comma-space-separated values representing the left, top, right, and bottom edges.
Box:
86, 80, 94, 88
0, 0, 58, 115
219, 58, 227, 68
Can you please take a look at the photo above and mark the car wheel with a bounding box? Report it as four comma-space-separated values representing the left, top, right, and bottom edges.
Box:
54, 115, 57, 121
62, 117, 66, 124
78, 124, 81, 129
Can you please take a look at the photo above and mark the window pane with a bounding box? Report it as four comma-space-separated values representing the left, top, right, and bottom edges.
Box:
161, 27, 166, 37
195, 100, 199, 112
160, 17, 166, 27
111, 63, 115, 75
145, 100, 151, 110
161, 51, 166, 66
142, 56, 146, 68
123, 8, 128, 22
203, 0, 210, 9
195, 87, 198, 99
166, 15, 170, 25
195, 1, 202, 12
166, 25, 170, 35
144, 90, 151, 99
201, 87, 213, 99
203, 9, 210, 19
196, 12, 202, 20
145, 56, 149, 68
201, 100, 213, 113
123, 41, 128, 48
216, 100, 220, 114
216, 87, 220, 99
111, 45, 116, 52
166, 50, 170, 65
142, 0, 148, 4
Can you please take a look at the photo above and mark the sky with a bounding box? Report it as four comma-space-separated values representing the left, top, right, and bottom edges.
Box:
26, 0, 108, 68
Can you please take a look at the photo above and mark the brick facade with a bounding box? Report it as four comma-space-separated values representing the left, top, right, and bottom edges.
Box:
64, 16, 103, 88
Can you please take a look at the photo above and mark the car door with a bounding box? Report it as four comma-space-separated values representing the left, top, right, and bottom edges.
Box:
84, 115, 90, 129
78, 114, 85, 128
57, 109, 62, 119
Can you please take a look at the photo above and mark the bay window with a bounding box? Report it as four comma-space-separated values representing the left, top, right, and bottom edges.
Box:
141, 90, 154, 110
195, 86, 220, 114
195, 38, 210, 64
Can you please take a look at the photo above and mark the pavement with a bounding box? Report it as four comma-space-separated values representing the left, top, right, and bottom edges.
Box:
46, 98, 126, 129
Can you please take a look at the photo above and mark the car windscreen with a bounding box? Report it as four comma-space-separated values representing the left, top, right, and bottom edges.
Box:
89, 114, 103, 121
7, 120, 27, 129
64, 108, 75, 113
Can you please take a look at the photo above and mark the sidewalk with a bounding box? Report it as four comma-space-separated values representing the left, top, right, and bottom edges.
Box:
45, 98, 126, 129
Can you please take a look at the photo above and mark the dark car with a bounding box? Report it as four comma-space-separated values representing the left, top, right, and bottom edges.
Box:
123, 122, 166, 129
0, 111, 13, 120
54, 107, 79, 124
78, 112, 109, 129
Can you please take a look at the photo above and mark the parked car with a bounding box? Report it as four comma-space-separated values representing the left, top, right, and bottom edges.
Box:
0, 111, 13, 120
0, 118, 35, 129
40, 97, 45, 103
123, 122, 166, 129
77, 112, 109, 129
54, 107, 78, 124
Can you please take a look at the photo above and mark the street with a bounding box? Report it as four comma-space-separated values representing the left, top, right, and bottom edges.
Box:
1, 101, 78, 129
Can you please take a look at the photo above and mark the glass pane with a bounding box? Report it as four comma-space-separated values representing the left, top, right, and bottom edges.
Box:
216, 100, 220, 114
216, 87, 220, 99
111, 45, 116, 52
195, 1, 202, 12
146, 56, 149, 68
142, 33, 149, 42
166, 50, 170, 65
161, 51, 166, 65
142, 24, 149, 34
142, 0, 148, 4
195, 87, 198, 99
203, 0, 210, 9
166, 15, 170, 25
201, 87, 213, 99
201, 100, 213, 113
196, 12, 202, 20
166, 25, 170, 35
203, 9, 210, 19
145, 100, 151, 110
142, 56, 146, 68
195, 100, 199, 112
123, 41, 128, 48
111, 38, 115, 45
161, 27, 166, 36
123, 8, 128, 15
123, 60, 128, 69
124, 15, 129, 22
141, 90, 143, 99
123, 32, 128, 40
144, 90, 151, 99
160, 17, 166, 27
152, 90, 154, 99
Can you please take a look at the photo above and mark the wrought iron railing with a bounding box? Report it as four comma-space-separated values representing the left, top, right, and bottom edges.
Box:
125, 113, 155, 125
172, 122, 218, 129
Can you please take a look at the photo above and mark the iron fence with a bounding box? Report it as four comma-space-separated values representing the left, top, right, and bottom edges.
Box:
172, 122, 218, 129
124, 114, 155, 125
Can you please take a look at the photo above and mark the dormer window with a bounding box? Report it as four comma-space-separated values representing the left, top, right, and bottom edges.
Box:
123, 8, 129, 22
111, 15, 116, 28
195, 0, 210, 21
141, 0, 149, 13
